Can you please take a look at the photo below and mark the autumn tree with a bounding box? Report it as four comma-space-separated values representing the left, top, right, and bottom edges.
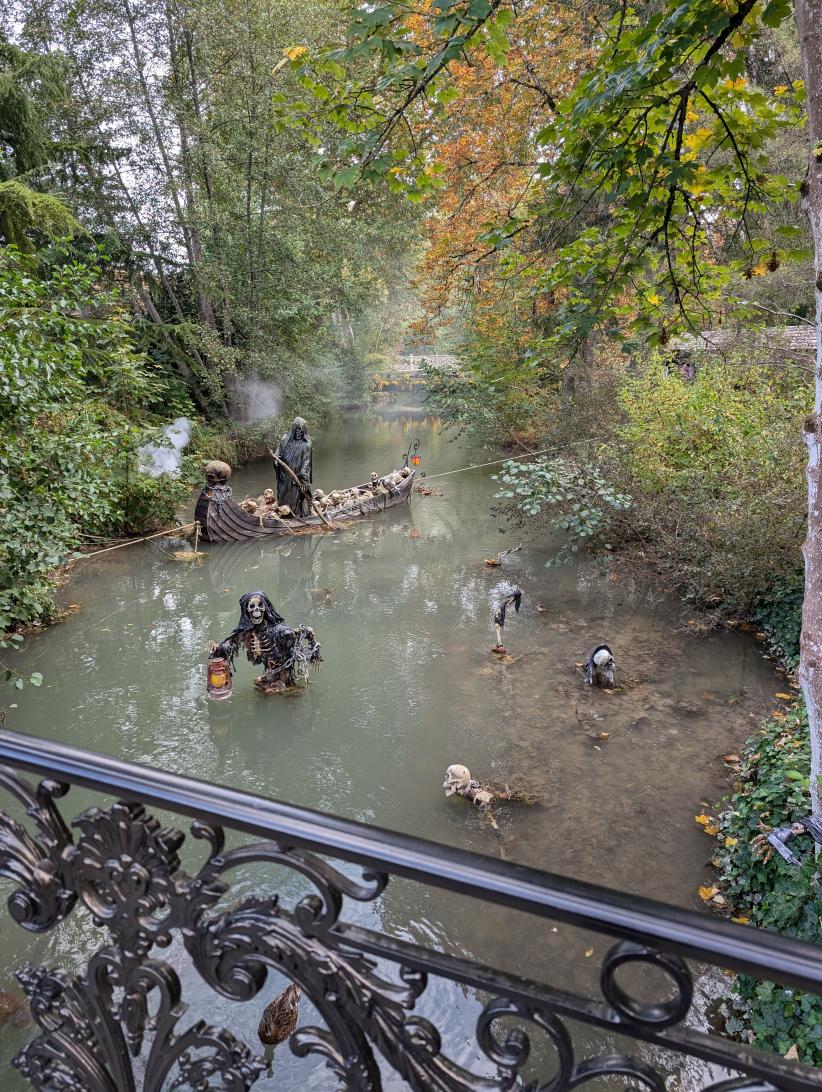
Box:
289, 0, 822, 809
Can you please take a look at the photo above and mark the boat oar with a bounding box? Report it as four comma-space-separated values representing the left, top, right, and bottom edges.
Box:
269, 450, 337, 530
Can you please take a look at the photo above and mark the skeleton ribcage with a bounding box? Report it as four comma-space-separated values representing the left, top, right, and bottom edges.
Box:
245, 629, 273, 664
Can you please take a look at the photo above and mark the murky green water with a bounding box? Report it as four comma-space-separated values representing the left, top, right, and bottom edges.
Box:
0, 399, 784, 1088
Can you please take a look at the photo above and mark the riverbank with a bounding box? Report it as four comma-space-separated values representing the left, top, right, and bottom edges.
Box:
453, 345, 809, 670
709, 699, 821, 1063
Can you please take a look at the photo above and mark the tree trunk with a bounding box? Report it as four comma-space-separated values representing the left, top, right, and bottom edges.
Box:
796, 0, 822, 816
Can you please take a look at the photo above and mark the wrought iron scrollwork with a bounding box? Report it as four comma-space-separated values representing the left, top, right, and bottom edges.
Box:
0, 737, 820, 1092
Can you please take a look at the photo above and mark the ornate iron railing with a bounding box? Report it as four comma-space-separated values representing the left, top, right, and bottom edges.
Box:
0, 727, 821, 1091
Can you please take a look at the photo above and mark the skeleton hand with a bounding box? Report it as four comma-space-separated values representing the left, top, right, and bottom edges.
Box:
751, 833, 774, 863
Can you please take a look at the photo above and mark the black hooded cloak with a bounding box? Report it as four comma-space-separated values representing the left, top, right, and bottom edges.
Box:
274, 417, 312, 516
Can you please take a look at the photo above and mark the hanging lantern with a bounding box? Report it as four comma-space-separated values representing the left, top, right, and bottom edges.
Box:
207, 656, 233, 701
402, 437, 421, 468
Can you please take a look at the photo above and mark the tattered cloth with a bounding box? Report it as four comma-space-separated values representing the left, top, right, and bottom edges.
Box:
274, 417, 312, 516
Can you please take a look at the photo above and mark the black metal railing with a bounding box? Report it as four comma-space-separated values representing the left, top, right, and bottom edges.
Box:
1, 727, 821, 1091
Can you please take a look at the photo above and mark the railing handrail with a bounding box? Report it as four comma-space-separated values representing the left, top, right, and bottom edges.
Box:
2, 726, 821, 995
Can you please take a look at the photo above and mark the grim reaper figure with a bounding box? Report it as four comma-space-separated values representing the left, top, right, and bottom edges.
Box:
210, 590, 322, 692
274, 417, 313, 517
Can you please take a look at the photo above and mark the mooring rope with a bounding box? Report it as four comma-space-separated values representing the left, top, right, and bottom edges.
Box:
76, 522, 200, 560
71, 442, 588, 560
422, 447, 557, 481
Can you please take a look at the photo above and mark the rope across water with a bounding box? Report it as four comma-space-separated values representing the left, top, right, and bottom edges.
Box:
421, 447, 557, 481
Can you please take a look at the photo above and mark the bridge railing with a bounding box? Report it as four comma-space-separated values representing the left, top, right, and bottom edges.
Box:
0, 727, 820, 1091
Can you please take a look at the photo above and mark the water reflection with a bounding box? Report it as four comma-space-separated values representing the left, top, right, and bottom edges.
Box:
0, 400, 778, 1088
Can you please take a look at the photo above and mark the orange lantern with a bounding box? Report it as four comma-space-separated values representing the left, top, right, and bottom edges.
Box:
207, 656, 233, 701
410, 453, 422, 466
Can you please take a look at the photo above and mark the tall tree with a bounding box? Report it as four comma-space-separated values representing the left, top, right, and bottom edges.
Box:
796, 0, 822, 813
289, 0, 822, 806
14, 0, 418, 415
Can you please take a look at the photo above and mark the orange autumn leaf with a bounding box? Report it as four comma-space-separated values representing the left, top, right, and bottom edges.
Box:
698, 885, 718, 901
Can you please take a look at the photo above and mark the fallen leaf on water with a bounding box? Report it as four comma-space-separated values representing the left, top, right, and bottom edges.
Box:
704, 824, 720, 836
597, 731, 610, 740
772, 711, 787, 720
694, 814, 712, 826
723, 754, 740, 763
702, 691, 714, 700
732, 915, 750, 925
775, 692, 793, 700
585, 948, 594, 958
784, 1045, 799, 1061
698, 885, 718, 901
575, 662, 584, 668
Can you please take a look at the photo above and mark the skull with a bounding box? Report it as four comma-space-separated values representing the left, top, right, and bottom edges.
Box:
443, 764, 472, 797
263, 488, 275, 504
246, 595, 265, 625
204, 459, 232, 486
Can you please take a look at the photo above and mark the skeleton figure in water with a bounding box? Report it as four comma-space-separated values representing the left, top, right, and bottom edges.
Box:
210, 590, 322, 691
442, 764, 535, 812
584, 644, 615, 687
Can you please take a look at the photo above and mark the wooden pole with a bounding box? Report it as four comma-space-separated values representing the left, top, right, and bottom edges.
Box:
269, 449, 337, 530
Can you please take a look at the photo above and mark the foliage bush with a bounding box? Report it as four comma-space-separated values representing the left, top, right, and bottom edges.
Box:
0, 244, 195, 631
494, 457, 632, 564
755, 573, 804, 669
615, 355, 808, 602
714, 702, 822, 1063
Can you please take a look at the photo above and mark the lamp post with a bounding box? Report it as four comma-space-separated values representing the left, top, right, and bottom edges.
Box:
402, 438, 421, 468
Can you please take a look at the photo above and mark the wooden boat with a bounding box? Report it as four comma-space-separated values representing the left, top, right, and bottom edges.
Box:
195, 464, 416, 542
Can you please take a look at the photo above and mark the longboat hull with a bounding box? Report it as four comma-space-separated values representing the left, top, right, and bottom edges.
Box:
195, 471, 415, 542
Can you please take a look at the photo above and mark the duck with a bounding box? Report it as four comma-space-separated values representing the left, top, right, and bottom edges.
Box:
0, 988, 30, 1028
257, 982, 301, 1047
483, 543, 522, 567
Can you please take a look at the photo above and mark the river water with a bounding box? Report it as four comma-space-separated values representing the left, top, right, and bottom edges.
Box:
0, 399, 784, 1088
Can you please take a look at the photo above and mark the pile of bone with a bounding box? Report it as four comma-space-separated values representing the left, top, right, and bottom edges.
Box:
239, 490, 293, 518
311, 467, 412, 514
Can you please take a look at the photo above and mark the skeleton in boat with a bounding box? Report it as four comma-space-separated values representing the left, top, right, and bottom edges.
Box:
196, 460, 415, 542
